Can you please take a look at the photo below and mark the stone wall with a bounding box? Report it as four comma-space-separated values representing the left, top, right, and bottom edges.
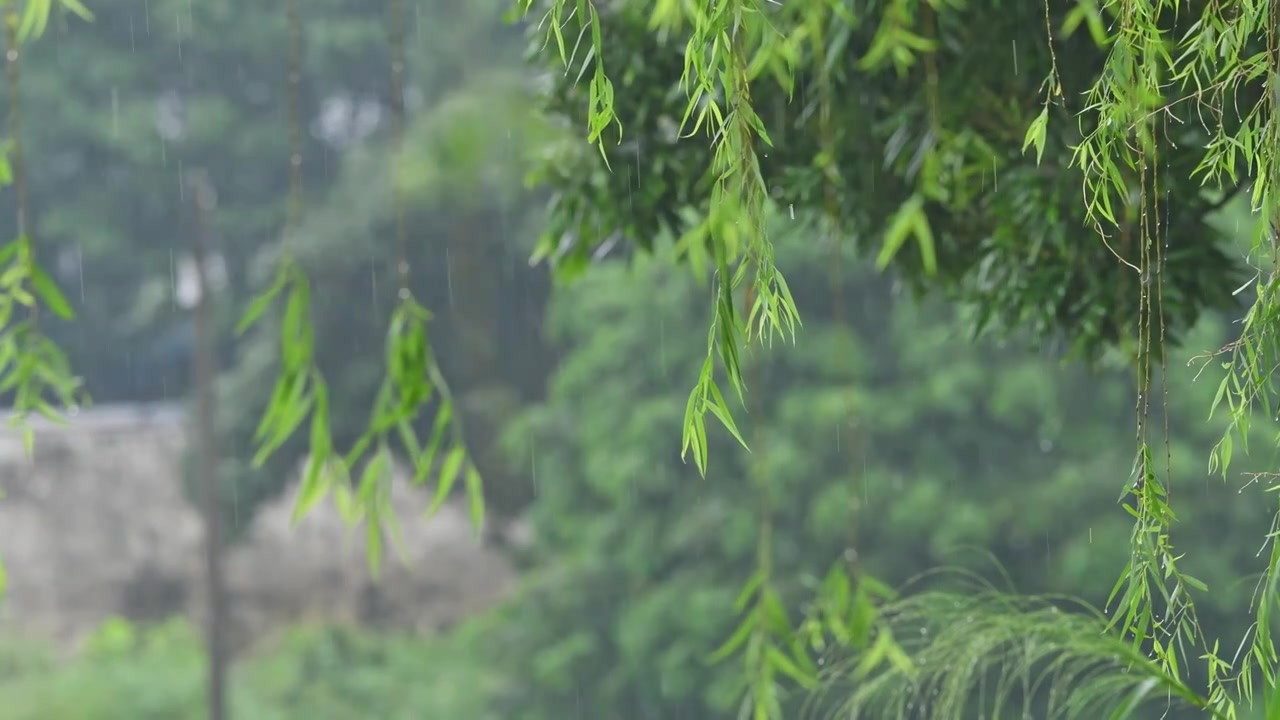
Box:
0, 403, 517, 652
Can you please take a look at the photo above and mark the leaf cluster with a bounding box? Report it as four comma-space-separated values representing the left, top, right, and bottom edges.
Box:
525, 0, 1242, 359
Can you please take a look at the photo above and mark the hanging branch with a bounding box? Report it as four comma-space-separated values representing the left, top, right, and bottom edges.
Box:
336, 0, 486, 558
523, 0, 801, 475
0, 0, 91, 607
237, 0, 340, 529
6, 3, 25, 241
0, 0, 85, 454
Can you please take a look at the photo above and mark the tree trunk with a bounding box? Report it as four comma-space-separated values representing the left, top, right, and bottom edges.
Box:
189, 170, 228, 720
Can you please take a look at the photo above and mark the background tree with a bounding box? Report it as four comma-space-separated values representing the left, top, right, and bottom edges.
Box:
6, 0, 1280, 717
482, 211, 1273, 719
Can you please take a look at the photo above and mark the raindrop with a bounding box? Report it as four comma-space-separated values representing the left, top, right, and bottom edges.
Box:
530, 441, 539, 496
659, 316, 666, 372
445, 248, 455, 308
169, 249, 177, 310
76, 245, 85, 302
789, 203, 794, 219
397, 287, 409, 300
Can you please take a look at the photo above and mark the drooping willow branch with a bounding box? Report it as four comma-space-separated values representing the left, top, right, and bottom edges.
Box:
235, 0, 487, 572
0, 0, 86, 454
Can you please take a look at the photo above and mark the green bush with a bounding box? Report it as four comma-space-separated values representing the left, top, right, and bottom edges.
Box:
0, 617, 502, 720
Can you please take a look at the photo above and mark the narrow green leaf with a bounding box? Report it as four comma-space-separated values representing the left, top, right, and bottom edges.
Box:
1181, 574, 1209, 593
356, 448, 390, 504
333, 481, 360, 527
766, 646, 816, 690
28, 266, 74, 320
707, 616, 755, 664
734, 570, 765, 612
911, 212, 937, 276
237, 281, 284, 335
58, 0, 94, 21
760, 588, 791, 635
1022, 106, 1050, 165
876, 195, 922, 271
415, 400, 453, 484
464, 464, 485, 534
18, 0, 51, 42
365, 521, 383, 579
706, 381, 750, 451
428, 446, 466, 516
292, 454, 330, 525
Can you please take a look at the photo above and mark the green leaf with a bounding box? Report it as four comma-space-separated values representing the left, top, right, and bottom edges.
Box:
911, 210, 937, 276
734, 570, 766, 612
464, 464, 485, 535
365, 520, 384, 579
291, 454, 330, 525
876, 195, 925, 272
428, 446, 466, 516
1022, 106, 1049, 165
333, 481, 360, 527
356, 448, 390, 504
236, 277, 284, 335
414, 400, 453, 484
705, 381, 750, 451
706, 616, 754, 664
18, 0, 51, 42
766, 645, 815, 690
28, 266, 74, 320
58, 0, 94, 21
1181, 574, 1209, 593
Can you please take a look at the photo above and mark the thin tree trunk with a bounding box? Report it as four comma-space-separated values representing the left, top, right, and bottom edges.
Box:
189, 170, 228, 720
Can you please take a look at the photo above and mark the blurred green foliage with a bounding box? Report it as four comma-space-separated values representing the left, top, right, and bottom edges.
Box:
483, 213, 1272, 719
0, 617, 503, 720
4, 0, 1279, 717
